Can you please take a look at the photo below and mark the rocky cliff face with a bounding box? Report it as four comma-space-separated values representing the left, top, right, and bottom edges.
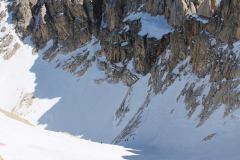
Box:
9, 0, 240, 144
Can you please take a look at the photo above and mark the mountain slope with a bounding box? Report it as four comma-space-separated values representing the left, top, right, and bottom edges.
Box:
0, 110, 134, 160
0, 0, 240, 160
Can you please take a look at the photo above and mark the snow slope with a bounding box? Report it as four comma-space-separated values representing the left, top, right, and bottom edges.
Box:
124, 12, 173, 39
0, 111, 134, 160
0, 2, 58, 116
118, 58, 240, 160
0, 1, 240, 160
0, 1, 129, 142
